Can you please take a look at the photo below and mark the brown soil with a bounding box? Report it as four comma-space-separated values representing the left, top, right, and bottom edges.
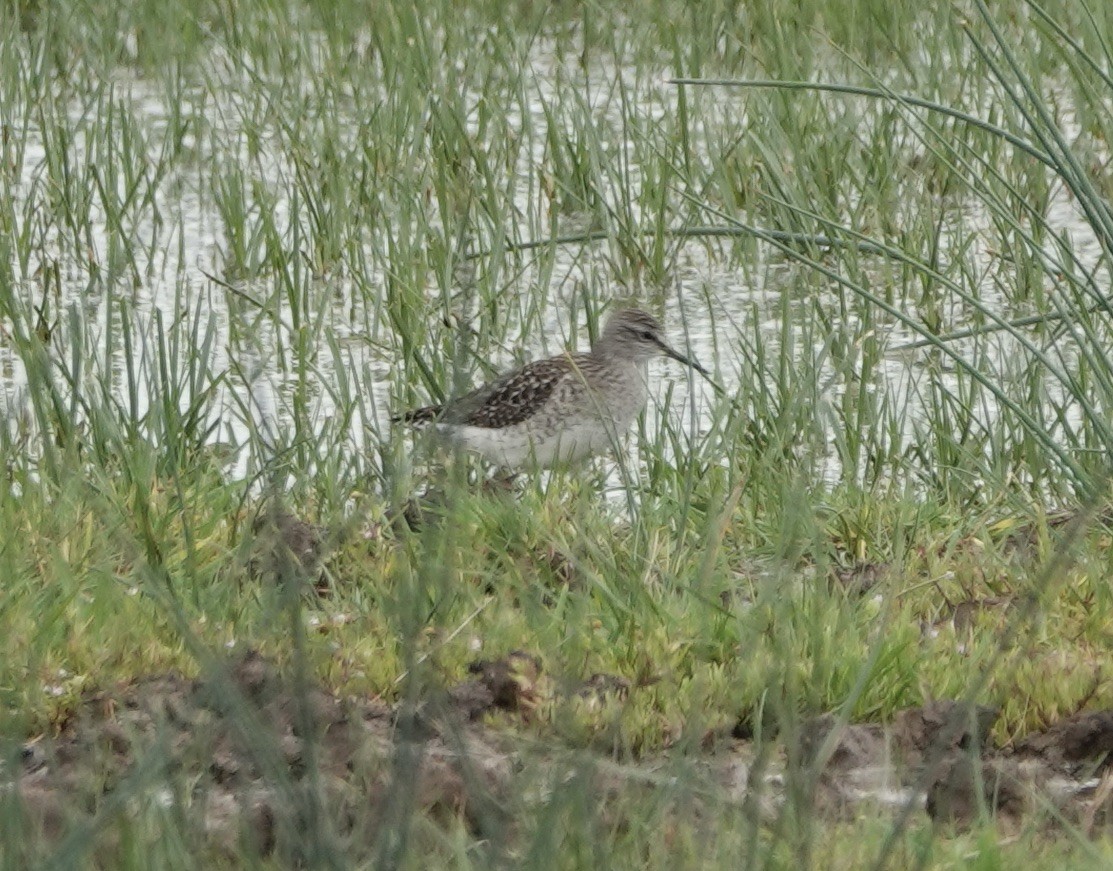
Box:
9, 651, 1113, 862
798, 700, 1113, 832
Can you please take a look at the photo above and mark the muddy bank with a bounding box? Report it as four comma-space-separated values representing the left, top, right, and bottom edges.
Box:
7, 651, 1113, 862
796, 702, 1113, 832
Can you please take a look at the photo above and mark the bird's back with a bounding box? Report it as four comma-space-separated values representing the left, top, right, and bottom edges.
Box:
440, 354, 583, 428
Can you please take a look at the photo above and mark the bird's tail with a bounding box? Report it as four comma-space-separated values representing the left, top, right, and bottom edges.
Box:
392, 405, 442, 424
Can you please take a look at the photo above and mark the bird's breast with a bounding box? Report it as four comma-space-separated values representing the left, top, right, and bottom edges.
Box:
594, 360, 648, 428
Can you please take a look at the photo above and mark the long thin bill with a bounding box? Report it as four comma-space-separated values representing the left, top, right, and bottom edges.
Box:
658, 341, 724, 394
659, 341, 710, 377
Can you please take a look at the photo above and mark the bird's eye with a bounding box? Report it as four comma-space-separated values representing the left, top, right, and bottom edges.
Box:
641, 330, 654, 340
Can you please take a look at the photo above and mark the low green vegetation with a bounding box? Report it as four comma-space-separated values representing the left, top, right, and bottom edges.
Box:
3, 0, 1113, 866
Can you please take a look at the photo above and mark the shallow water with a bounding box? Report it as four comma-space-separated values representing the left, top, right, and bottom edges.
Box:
2, 33, 1107, 494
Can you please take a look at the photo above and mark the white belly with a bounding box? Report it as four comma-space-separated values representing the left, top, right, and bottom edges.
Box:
437, 363, 648, 468
439, 418, 625, 467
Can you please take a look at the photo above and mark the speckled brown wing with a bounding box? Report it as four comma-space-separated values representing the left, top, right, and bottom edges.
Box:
442, 354, 582, 429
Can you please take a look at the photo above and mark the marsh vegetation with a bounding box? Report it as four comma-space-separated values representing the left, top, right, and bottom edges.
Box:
4, 0, 1113, 866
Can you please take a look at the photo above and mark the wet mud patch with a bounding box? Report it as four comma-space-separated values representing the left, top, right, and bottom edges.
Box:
798, 701, 1113, 833
9, 651, 512, 863
8, 652, 1113, 862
